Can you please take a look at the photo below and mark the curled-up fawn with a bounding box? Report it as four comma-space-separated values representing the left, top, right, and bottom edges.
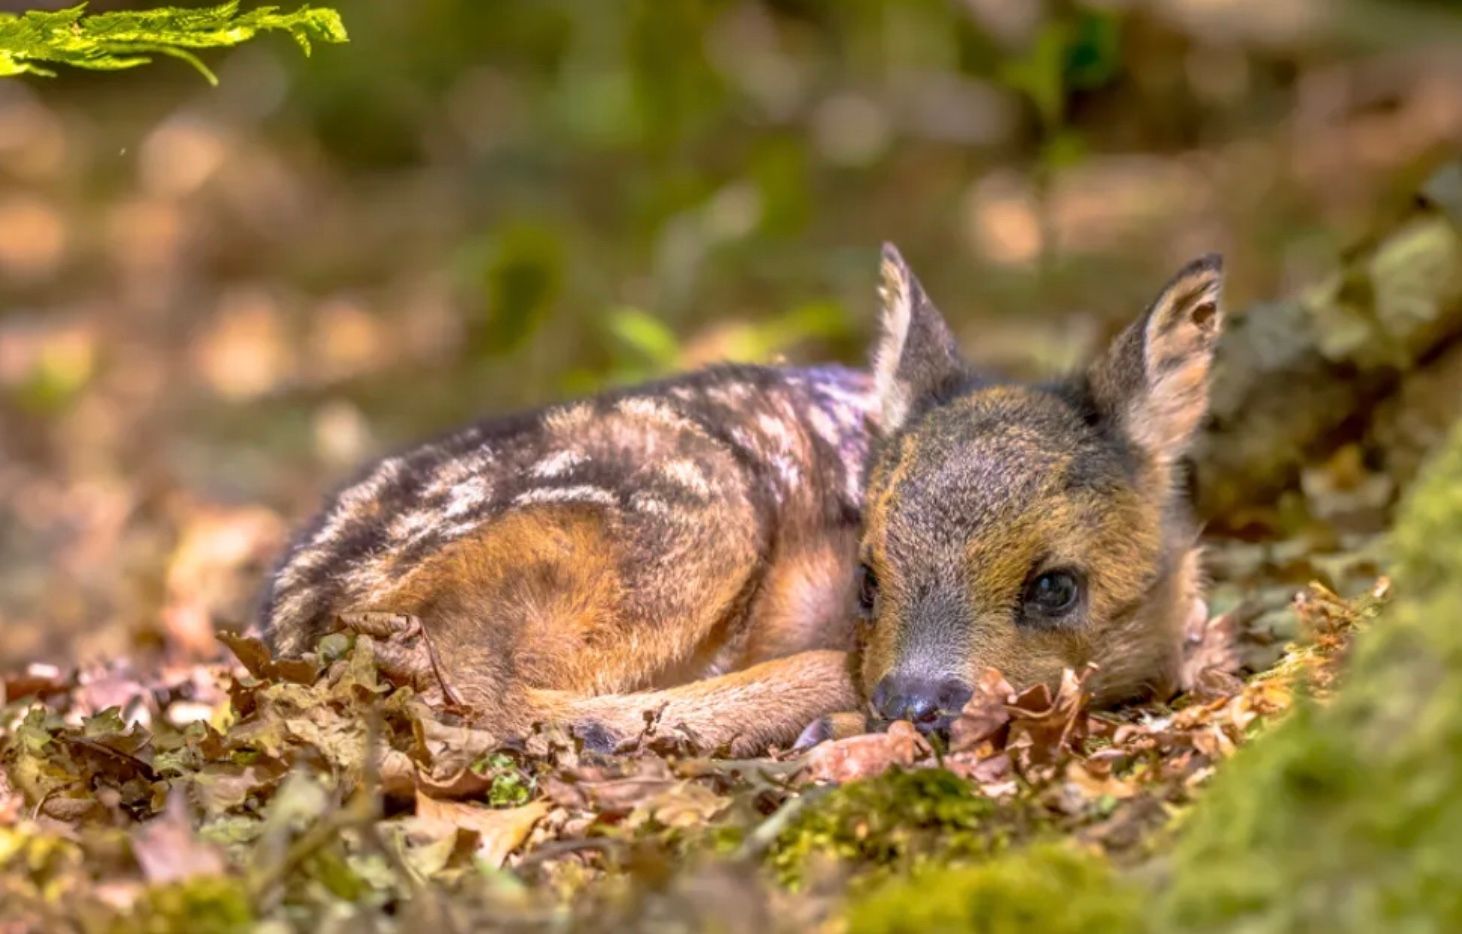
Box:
263, 245, 1223, 755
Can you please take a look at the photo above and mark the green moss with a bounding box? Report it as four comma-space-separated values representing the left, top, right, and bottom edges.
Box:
1160, 423, 1462, 932
847, 842, 1143, 934
118, 876, 253, 933
768, 768, 1026, 888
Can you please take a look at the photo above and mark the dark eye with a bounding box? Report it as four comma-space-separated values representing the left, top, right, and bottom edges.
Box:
1023, 569, 1082, 619
856, 563, 879, 619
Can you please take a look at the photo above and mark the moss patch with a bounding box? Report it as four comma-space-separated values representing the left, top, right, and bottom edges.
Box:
846, 842, 1143, 934
767, 768, 1037, 888
1160, 422, 1462, 932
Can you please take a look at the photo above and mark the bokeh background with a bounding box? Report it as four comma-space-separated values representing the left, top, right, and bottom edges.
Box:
1, 0, 1459, 668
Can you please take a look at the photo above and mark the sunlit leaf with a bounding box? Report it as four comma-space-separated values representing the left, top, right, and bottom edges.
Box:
0, 2, 347, 84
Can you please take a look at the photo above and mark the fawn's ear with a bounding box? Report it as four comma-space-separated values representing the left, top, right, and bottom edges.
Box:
1089, 254, 1225, 468
872, 243, 964, 433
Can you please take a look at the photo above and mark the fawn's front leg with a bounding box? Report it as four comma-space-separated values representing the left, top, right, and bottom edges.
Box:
559, 649, 860, 757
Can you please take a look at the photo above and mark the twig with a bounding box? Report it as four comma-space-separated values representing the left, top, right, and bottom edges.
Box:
512, 836, 622, 872
734, 785, 832, 861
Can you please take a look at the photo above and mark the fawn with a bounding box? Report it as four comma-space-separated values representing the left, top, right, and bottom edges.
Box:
262, 245, 1223, 755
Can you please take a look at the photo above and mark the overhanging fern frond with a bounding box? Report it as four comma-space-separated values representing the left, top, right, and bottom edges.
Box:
0, 2, 347, 84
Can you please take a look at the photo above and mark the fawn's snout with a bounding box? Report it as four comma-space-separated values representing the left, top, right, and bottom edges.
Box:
870, 673, 973, 734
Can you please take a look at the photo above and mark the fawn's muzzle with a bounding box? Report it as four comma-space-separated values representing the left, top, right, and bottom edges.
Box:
870, 673, 972, 734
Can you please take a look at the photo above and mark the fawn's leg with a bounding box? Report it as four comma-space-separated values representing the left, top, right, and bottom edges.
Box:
337, 499, 769, 736
554, 649, 859, 756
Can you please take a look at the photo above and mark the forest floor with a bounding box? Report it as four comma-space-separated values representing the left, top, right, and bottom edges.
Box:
0, 521, 1389, 931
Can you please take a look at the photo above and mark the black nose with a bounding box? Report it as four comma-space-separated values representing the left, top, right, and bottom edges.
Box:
871, 675, 973, 732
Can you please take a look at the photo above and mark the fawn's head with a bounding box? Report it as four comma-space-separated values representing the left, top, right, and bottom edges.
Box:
857, 244, 1224, 731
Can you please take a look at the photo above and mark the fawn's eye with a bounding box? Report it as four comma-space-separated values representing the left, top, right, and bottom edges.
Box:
856, 563, 879, 618
1022, 569, 1082, 620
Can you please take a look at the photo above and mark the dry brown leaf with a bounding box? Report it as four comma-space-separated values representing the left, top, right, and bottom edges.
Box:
219, 632, 321, 684
1180, 599, 1245, 692
949, 668, 1016, 753
1004, 667, 1090, 769
803, 720, 930, 784
626, 781, 728, 830
1062, 760, 1138, 801
543, 758, 681, 815
413, 794, 550, 868
131, 793, 228, 883
1, 662, 70, 705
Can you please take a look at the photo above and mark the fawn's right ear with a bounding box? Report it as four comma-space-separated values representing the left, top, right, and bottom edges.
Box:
872, 243, 964, 433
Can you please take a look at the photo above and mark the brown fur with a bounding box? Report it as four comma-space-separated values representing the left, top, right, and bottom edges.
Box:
848, 246, 1223, 730
373, 502, 861, 755
263, 245, 1223, 754
264, 363, 873, 754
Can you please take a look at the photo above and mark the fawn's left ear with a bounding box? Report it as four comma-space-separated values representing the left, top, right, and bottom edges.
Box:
872, 243, 964, 433
1089, 254, 1225, 468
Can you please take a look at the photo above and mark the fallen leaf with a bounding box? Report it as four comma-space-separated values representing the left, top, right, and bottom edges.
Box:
219, 631, 321, 684
625, 781, 728, 830
949, 668, 1015, 753
131, 793, 228, 883
412, 794, 549, 868
2, 662, 70, 705
803, 720, 930, 784
1004, 667, 1090, 769
1062, 760, 1138, 801
543, 758, 680, 815
1179, 598, 1245, 692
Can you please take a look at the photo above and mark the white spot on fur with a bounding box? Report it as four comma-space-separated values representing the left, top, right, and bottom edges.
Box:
513, 485, 616, 507
531, 449, 587, 478
756, 412, 797, 452
302, 455, 405, 556
268, 590, 316, 639
707, 383, 751, 407
342, 562, 390, 597
770, 452, 802, 493
842, 449, 865, 505
544, 403, 592, 433
823, 381, 879, 418
443, 475, 492, 518
441, 518, 482, 538
616, 396, 693, 430
660, 458, 710, 497
388, 509, 436, 542
422, 449, 494, 498
272, 551, 318, 590
630, 491, 670, 515
806, 406, 841, 448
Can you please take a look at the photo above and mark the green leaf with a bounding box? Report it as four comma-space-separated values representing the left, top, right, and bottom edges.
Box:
607, 307, 681, 369
0, 2, 348, 85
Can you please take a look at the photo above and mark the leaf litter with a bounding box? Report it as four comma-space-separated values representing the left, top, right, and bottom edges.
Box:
0, 555, 1388, 931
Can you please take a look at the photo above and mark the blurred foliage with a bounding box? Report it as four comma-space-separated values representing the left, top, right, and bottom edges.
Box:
1161, 422, 1462, 932
847, 842, 1142, 934
0, 2, 346, 83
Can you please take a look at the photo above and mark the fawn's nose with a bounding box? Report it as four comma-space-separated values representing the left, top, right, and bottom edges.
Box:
871, 674, 973, 732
